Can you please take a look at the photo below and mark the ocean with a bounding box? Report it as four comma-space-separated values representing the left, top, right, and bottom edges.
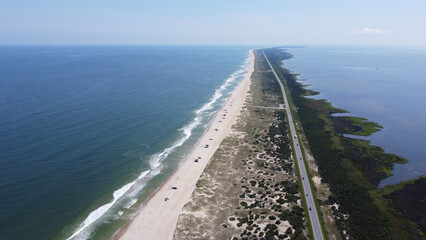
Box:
283, 45, 426, 186
0, 45, 251, 240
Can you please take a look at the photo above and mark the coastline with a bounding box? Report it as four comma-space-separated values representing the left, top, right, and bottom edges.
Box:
173, 49, 315, 239
113, 50, 255, 240
262, 47, 424, 239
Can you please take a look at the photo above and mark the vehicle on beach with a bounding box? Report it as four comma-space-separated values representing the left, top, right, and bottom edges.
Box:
205, 144, 209, 148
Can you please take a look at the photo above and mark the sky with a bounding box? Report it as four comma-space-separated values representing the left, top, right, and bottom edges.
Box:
1, 0, 426, 45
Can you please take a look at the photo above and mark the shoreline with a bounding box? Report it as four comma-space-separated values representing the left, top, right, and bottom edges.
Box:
262, 47, 423, 238
113, 50, 255, 240
173, 49, 315, 239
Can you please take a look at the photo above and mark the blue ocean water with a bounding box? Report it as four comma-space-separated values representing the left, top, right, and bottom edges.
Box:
283, 46, 426, 186
0, 46, 251, 240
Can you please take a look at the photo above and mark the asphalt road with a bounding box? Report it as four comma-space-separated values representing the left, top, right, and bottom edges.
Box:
263, 51, 324, 240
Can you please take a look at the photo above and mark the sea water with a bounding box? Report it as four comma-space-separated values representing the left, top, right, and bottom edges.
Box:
0, 45, 252, 240
283, 45, 426, 186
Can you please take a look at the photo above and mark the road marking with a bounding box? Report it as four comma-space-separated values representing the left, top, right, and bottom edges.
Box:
263, 51, 324, 240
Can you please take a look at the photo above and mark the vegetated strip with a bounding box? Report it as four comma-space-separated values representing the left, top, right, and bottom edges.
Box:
262, 50, 325, 240
174, 49, 309, 240
263, 47, 423, 239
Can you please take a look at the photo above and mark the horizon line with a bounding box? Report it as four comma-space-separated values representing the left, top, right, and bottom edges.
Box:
1, 43, 426, 47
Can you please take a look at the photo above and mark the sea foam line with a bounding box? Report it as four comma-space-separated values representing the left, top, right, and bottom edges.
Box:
66, 54, 250, 240
65, 170, 150, 240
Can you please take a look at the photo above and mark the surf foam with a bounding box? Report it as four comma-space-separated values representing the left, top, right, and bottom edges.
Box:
65, 54, 250, 240
65, 170, 149, 240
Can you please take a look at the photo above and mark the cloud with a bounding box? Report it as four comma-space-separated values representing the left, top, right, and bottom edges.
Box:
349, 27, 389, 35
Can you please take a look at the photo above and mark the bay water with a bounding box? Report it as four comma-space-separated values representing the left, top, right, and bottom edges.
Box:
283, 45, 426, 186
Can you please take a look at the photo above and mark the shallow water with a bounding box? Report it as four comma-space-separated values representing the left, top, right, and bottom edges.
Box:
284, 45, 426, 186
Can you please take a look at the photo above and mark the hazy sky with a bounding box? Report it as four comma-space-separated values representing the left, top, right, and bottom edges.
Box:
1, 0, 426, 45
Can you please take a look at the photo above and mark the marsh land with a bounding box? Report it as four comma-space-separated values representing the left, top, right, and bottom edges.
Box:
174, 48, 424, 240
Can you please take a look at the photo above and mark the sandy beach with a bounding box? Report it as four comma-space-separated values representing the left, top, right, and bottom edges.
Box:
114, 50, 254, 240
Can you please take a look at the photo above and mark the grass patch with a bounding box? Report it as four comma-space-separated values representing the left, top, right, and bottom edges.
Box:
333, 116, 382, 136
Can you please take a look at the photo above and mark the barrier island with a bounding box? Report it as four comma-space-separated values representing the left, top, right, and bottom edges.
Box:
174, 48, 424, 240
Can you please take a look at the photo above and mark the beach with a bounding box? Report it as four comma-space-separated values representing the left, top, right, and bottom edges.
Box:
114, 50, 254, 240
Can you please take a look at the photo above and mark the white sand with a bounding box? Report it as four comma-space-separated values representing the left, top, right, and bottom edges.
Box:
114, 50, 255, 240
312, 176, 322, 187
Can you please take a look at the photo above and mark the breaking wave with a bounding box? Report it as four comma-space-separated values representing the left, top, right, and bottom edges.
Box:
65, 54, 250, 240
